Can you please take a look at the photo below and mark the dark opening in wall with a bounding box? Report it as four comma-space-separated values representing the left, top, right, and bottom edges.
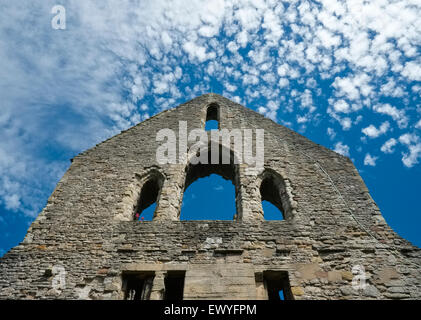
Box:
260, 170, 292, 220
164, 271, 185, 300
122, 272, 155, 300
263, 271, 293, 300
205, 103, 219, 131
134, 173, 163, 221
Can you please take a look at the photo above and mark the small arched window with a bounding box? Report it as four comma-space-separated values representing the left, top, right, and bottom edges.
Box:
205, 103, 219, 131
133, 172, 164, 221
260, 170, 292, 220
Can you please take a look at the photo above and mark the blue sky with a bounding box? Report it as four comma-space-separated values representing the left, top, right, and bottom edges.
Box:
1, 0, 421, 257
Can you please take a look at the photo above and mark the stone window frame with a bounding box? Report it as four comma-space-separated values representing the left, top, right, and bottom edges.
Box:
203, 102, 220, 130
120, 266, 188, 300
122, 271, 155, 300
178, 140, 243, 221
116, 168, 165, 221
257, 168, 295, 220
255, 270, 294, 300
163, 270, 186, 300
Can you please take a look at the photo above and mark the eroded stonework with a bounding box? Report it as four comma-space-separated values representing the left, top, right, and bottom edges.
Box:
0, 93, 420, 299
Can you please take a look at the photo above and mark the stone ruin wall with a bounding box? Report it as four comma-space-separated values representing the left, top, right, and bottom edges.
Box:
0, 93, 420, 299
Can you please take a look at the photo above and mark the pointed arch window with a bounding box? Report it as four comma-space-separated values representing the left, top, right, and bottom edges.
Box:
129, 170, 164, 221
260, 170, 292, 220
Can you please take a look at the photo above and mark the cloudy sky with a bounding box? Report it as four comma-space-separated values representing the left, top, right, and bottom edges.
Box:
1, 0, 421, 256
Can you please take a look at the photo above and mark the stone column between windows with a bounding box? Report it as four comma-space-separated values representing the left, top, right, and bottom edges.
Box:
237, 165, 264, 222
153, 165, 185, 221
255, 272, 269, 300
150, 271, 166, 300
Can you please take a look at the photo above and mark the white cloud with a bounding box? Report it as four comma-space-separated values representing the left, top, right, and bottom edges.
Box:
380, 79, 404, 97
198, 25, 219, 38
4, 194, 20, 211
316, 28, 341, 48
236, 31, 249, 48
183, 41, 216, 63
397, 133, 421, 167
296, 115, 308, 124
373, 104, 408, 129
332, 73, 372, 101
333, 142, 350, 157
362, 122, 390, 138
381, 138, 397, 154
402, 143, 421, 168
277, 64, 289, 77
333, 99, 351, 113
364, 153, 378, 166
340, 117, 352, 131
161, 32, 173, 47
399, 133, 419, 145
225, 83, 237, 92
227, 41, 239, 53
278, 78, 289, 88
258, 100, 279, 121
327, 127, 336, 140
300, 89, 316, 112
402, 62, 421, 81
153, 80, 169, 94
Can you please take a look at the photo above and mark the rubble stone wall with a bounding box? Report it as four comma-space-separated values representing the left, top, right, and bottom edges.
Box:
0, 94, 420, 299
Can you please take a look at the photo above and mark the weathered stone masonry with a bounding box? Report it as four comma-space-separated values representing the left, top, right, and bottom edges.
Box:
0, 93, 420, 299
